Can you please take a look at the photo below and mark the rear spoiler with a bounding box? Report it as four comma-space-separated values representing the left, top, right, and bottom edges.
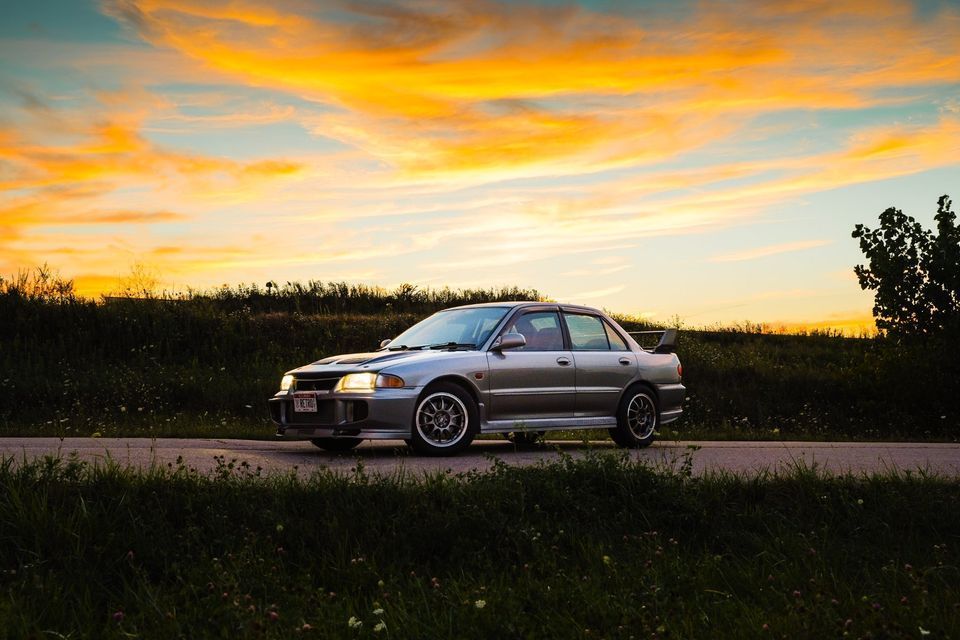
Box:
627, 329, 678, 354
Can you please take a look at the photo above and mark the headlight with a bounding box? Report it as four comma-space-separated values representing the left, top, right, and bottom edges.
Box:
280, 374, 294, 391
336, 372, 377, 392
335, 372, 406, 392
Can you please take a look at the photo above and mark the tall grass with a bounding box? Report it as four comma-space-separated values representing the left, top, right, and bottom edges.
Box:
0, 452, 957, 638
0, 269, 542, 436
613, 315, 959, 441
1, 267, 957, 439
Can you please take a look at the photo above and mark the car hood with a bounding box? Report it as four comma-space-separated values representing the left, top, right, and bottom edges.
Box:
288, 349, 480, 376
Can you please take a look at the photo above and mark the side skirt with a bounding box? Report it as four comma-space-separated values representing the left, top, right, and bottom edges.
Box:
481, 416, 617, 434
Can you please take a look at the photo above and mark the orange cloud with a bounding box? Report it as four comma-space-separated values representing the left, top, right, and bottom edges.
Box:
0, 86, 306, 279
698, 116, 960, 206
70, 211, 188, 224
150, 102, 296, 129
404, 114, 960, 275
102, 0, 960, 177
0, 112, 302, 193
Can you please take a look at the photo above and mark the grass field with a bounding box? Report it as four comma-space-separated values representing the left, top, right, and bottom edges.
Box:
0, 452, 957, 638
2, 269, 957, 441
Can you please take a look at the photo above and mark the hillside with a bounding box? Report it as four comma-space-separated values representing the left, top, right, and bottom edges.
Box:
1, 276, 956, 440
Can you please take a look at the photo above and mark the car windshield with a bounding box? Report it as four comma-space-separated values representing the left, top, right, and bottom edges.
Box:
387, 307, 510, 350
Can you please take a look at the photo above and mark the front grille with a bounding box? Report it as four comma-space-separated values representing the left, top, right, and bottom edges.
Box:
286, 399, 337, 424
294, 377, 340, 391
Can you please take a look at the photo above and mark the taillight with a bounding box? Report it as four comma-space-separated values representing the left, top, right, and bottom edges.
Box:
677, 363, 683, 378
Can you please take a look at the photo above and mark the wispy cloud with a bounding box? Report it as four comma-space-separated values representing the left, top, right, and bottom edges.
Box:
561, 264, 631, 277
558, 285, 627, 302
0, 86, 304, 271
0, 98, 302, 194
709, 239, 832, 263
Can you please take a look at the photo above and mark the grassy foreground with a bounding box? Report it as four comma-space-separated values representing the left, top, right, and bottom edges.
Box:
1, 452, 958, 638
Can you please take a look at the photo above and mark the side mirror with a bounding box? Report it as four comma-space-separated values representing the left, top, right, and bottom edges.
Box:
492, 333, 526, 351
379, 339, 392, 349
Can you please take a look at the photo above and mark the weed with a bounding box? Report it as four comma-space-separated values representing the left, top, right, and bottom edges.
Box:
0, 453, 957, 637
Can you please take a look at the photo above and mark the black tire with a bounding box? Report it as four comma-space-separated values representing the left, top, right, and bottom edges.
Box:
502, 431, 546, 447
609, 385, 658, 448
408, 382, 478, 456
310, 437, 363, 452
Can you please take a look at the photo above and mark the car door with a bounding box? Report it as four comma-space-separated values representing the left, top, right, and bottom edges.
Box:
563, 312, 638, 417
486, 310, 575, 420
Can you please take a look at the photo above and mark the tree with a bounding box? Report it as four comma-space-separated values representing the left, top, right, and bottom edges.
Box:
852, 195, 959, 338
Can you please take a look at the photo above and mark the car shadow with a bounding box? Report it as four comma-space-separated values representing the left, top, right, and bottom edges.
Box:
269, 438, 640, 462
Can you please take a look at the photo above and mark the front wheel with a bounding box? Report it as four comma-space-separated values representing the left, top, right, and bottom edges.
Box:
310, 438, 363, 452
609, 386, 658, 448
408, 383, 478, 456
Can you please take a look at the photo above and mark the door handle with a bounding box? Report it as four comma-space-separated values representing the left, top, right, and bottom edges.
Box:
556, 357, 571, 366
619, 357, 632, 366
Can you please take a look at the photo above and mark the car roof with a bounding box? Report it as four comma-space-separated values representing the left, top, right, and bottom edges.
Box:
446, 300, 605, 314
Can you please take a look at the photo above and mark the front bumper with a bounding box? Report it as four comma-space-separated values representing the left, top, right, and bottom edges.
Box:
269, 387, 421, 440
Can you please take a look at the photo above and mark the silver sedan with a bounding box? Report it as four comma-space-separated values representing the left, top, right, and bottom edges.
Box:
269, 302, 685, 455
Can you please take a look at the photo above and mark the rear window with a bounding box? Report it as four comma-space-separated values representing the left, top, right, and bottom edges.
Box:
604, 322, 629, 351
564, 313, 610, 350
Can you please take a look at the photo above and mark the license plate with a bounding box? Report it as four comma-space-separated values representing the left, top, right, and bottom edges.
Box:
293, 394, 317, 413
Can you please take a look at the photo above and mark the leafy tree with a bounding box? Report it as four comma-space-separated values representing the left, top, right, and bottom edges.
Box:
852, 195, 959, 337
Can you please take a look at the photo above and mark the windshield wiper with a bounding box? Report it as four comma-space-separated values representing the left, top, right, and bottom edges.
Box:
407, 342, 476, 350
430, 342, 476, 350
386, 344, 409, 351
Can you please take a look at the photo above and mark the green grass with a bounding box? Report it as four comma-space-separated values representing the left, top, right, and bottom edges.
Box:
2, 268, 958, 441
1, 452, 958, 638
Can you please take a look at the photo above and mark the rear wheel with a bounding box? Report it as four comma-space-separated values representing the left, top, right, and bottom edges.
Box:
610, 386, 658, 448
310, 438, 363, 452
408, 383, 478, 456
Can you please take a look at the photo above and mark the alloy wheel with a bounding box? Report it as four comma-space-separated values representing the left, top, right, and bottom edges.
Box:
626, 393, 657, 440
415, 392, 468, 447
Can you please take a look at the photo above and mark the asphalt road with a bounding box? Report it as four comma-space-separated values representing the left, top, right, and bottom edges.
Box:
1, 438, 958, 477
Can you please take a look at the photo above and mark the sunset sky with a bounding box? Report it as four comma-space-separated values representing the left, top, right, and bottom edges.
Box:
2, 0, 959, 330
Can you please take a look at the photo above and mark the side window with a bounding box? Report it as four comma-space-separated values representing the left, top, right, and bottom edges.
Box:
564, 314, 610, 350
505, 311, 564, 351
604, 322, 629, 351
